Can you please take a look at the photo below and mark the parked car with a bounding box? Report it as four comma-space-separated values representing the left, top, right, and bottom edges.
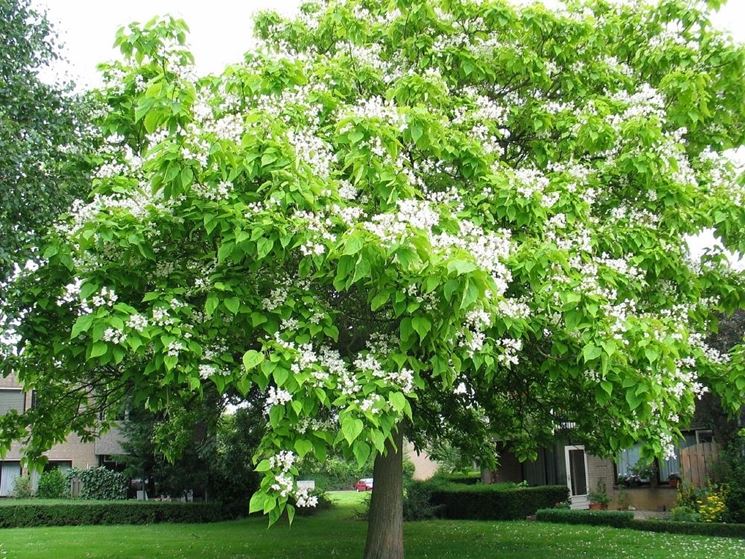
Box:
354, 478, 374, 491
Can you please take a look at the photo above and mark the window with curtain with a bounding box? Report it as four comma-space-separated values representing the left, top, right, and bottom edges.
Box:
0, 390, 24, 416
616, 444, 680, 485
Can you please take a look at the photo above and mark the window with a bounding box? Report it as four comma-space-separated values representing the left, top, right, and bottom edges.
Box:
0, 389, 24, 416
615, 443, 680, 486
0, 461, 21, 497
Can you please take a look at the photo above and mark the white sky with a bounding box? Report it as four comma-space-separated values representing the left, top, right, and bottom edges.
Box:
35, 0, 744, 268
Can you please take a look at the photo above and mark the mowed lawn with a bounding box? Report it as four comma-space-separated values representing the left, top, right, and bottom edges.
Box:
2, 492, 744, 559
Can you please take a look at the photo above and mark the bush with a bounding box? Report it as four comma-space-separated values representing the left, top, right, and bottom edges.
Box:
670, 505, 701, 523
434, 473, 481, 485
631, 519, 745, 538
536, 508, 745, 539
536, 508, 634, 528
37, 469, 67, 499
403, 481, 444, 521
0, 501, 245, 528
11, 475, 34, 499
427, 482, 569, 520
76, 468, 127, 500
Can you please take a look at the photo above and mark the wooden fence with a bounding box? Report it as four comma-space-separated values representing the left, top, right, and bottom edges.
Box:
680, 442, 720, 488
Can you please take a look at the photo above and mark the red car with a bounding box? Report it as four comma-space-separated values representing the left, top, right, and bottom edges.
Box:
354, 478, 374, 491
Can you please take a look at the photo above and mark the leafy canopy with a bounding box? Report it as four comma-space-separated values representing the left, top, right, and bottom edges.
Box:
0, 0, 95, 280
2, 0, 744, 524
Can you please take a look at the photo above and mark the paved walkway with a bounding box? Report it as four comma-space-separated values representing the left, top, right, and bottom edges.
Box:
633, 510, 670, 520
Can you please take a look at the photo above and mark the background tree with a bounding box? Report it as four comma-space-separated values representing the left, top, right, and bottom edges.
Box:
0, 0, 95, 283
120, 395, 263, 502
1, 2, 744, 559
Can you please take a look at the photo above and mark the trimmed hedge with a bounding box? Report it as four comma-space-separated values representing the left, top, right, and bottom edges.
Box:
437, 473, 482, 485
536, 508, 745, 539
428, 482, 569, 520
0, 501, 246, 528
536, 508, 634, 528
632, 519, 745, 539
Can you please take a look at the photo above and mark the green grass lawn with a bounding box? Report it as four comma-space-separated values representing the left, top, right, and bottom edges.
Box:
1, 491, 744, 559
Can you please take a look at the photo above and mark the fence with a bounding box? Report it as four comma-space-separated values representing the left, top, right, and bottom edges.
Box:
680, 442, 720, 488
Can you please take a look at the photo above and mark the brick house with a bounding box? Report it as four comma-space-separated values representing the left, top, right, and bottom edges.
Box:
0, 373, 126, 497
489, 426, 718, 511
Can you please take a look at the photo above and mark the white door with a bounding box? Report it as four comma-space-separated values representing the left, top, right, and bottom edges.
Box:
564, 446, 589, 510
0, 462, 21, 497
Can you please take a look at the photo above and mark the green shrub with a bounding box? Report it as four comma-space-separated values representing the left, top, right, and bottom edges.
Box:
37, 469, 67, 499
427, 482, 569, 520
536, 508, 634, 528
670, 505, 702, 523
403, 481, 444, 521
0, 501, 245, 528
434, 473, 482, 485
631, 519, 745, 538
77, 468, 127, 500
536, 508, 745, 539
11, 475, 34, 499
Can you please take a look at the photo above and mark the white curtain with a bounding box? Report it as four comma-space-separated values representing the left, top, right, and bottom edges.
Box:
0, 462, 21, 497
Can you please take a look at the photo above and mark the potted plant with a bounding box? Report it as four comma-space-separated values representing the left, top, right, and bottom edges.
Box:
668, 473, 681, 489
588, 480, 610, 510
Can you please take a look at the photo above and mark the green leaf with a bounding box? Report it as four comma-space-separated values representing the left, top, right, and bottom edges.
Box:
224, 297, 240, 314
205, 294, 219, 316
583, 344, 602, 363
412, 316, 432, 341
71, 315, 94, 339
249, 491, 266, 514
353, 441, 371, 467
371, 290, 390, 311
255, 459, 271, 472
342, 417, 364, 445
389, 392, 407, 413
89, 341, 108, 358
600, 381, 613, 396
343, 234, 364, 255
447, 259, 477, 275
243, 350, 264, 371
294, 439, 313, 458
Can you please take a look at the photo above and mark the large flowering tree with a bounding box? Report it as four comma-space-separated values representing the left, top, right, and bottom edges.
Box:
2, 1, 745, 557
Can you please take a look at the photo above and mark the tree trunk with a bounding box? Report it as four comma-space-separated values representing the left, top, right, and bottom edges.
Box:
363, 428, 404, 559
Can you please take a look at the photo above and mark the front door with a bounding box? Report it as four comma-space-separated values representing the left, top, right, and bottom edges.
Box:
564, 445, 589, 509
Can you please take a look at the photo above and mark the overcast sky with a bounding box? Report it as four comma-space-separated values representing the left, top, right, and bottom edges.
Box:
35, 0, 744, 268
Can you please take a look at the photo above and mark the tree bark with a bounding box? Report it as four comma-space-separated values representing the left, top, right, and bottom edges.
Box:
363, 428, 404, 559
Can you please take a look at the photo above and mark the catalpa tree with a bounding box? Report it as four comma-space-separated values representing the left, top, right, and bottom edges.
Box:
2, 1, 745, 557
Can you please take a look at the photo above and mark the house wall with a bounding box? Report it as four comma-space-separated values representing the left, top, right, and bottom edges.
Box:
586, 454, 677, 511
1, 373, 101, 472
404, 441, 438, 480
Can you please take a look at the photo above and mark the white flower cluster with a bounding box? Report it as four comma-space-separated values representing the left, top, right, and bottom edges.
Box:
344, 96, 406, 131
126, 313, 148, 332
266, 386, 292, 408
457, 308, 491, 356
689, 333, 730, 365
364, 199, 440, 242
295, 487, 318, 508
91, 287, 118, 308
192, 181, 233, 202
102, 328, 126, 345
166, 341, 185, 357
496, 338, 523, 367
57, 278, 83, 307
432, 221, 514, 296
261, 286, 289, 312
498, 298, 531, 319
269, 450, 296, 472
287, 129, 335, 178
